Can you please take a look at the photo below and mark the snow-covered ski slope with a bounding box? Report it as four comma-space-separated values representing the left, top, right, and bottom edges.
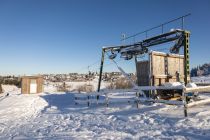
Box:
0, 76, 210, 140
0, 91, 210, 139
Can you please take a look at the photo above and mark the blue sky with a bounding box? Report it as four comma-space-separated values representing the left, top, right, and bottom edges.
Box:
0, 0, 209, 75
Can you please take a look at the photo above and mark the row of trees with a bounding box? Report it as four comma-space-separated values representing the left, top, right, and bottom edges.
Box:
190, 63, 210, 77
0, 76, 21, 88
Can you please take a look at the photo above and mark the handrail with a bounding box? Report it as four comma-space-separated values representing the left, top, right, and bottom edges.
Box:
121, 13, 191, 41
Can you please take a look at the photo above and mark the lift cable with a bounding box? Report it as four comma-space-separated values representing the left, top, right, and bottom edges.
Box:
88, 58, 125, 73
76, 55, 125, 74
105, 52, 137, 88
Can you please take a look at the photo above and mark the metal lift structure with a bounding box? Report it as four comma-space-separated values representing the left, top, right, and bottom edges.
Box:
97, 28, 190, 92
96, 14, 210, 117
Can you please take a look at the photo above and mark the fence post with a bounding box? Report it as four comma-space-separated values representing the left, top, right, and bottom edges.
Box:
136, 92, 139, 108
182, 90, 188, 117
87, 95, 90, 107
105, 93, 109, 107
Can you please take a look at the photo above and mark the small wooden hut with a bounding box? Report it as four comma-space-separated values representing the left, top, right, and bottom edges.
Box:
21, 76, 43, 94
0, 84, 2, 93
136, 51, 189, 86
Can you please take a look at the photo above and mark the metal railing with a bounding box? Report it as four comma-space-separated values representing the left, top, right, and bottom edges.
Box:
121, 13, 191, 41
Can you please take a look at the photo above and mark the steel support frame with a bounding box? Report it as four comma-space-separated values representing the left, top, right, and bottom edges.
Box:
184, 31, 190, 85
97, 48, 105, 92
97, 30, 190, 92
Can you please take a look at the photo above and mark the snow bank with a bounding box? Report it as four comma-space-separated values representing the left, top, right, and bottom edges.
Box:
1, 85, 19, 93
192, 76, 210, 83
0, 92, 48, 138
1, 75, 210, 139
186, 82, 197, 88
0, 94, 47, 122
44, 83, 58, 92
44, 77, 109, 92
0, 91, 210, 139
162, 82, 184, 88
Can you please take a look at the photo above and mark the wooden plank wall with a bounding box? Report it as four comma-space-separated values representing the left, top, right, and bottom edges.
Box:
21, 76, 43, 94
0, 84, 2, 93
21, 78, 30, 94
37, 77, 44, 93
151, 52, 185, 86
136, 51, 186, 86
151, 52, 184, 76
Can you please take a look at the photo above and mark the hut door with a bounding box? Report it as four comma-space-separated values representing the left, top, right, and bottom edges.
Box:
30, 79, 37, 93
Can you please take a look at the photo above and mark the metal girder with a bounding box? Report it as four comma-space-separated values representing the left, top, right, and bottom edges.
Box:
103, 29, 185, 58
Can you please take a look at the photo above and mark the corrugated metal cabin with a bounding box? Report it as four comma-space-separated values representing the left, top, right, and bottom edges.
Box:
21, 76, 43, 94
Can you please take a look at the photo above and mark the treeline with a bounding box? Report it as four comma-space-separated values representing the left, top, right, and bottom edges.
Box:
191, 63, 210, 77
0, 76, 21, 88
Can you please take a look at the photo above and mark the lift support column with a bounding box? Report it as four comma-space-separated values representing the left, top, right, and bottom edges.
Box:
184, 31, 190, 85
97, 48, 105, 92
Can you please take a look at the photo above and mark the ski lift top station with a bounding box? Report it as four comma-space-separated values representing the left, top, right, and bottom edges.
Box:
97, 14, 191, 92
95, 14, 210, 117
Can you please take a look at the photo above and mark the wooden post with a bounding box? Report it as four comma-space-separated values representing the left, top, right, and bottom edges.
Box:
87, 95, 90, 107
176, 71, 180, 82
136, 92, 139, 108
96, 95, 99, 104
182, 90, 188, 117
75, 97, 78, 105
105, 93, 109, 107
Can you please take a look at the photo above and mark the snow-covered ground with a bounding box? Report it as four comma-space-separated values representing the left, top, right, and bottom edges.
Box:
1, 84, 19, 93
44, 77, 109, 92
1, 77, 210, 139
192, 75, 210, 83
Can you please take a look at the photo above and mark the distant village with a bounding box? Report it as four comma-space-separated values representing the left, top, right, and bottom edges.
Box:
0, 72, 134, 86
43, 72, 134, 82
0, 62, 209, 88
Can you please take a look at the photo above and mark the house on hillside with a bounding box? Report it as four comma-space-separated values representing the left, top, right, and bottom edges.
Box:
21, 76, 43, 94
